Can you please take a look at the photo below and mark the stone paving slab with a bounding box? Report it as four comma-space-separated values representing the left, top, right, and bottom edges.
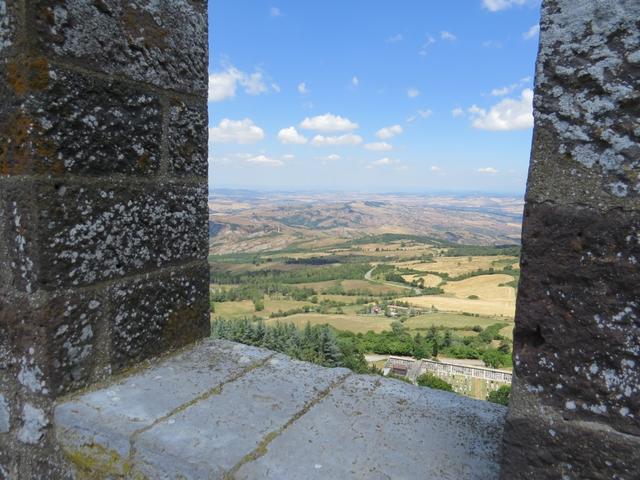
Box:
235, 374, 507, 480
54, 340, 273, 463
54, 340, 507, 479
132, 355, 350, 479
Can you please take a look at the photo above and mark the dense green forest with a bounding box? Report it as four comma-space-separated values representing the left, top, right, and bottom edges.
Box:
211, 318, 513, 371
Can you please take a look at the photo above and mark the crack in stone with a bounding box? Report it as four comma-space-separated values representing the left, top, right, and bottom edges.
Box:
223, 372, 353, 479
126, 352, 277, 466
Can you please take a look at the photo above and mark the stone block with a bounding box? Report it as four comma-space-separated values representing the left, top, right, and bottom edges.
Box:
0, 62, 162, 176
501, 380, 640, 480
167, 99, 208, 176
0, 181, 39, 293
31, 0, 208, 94
35, 181, 208, 289
0, 0, 18, 57
132, 356, 350, 478
236, 374, 506, 480
54, 340, 274, 463
514, 202, 639, 435
527, 0, 640, 207
109, 262, 210, 371
0, 288, 110, 396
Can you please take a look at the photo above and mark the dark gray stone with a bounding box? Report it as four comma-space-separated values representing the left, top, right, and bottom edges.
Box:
0, 0, 17, 57
36, 181, 208, 289
502, 1, 640, 477
0, 63, 162, 176
110, 262, 211, 371
502, 380, 640, 480
167, 100, 208, 176
513, 202, 639, 435
31, 0, 208, 94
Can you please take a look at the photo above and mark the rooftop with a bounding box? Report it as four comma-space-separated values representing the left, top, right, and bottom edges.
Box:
54, 339, 506, 479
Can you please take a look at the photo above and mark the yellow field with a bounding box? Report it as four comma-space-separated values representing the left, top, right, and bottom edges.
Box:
266, 313, 393, 333
499, 324, 514, 340
399, 255, 518, 276
317, 294, 361, 303
398, 295, 515, 317
214, 300, 255, 317
341, 280, 406, 294
404, 313, 508, 331
442, 274, 516, 302
213, 299, 313, 318
401, 273, 442, 287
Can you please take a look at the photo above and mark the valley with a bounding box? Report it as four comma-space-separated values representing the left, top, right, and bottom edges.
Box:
208, 190, 522, 400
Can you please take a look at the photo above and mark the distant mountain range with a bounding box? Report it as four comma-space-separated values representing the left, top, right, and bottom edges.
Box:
208, 190, 523, 254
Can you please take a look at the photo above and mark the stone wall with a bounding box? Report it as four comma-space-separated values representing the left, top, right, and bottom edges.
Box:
0, 1, 210, 477
501, 1, 640, 478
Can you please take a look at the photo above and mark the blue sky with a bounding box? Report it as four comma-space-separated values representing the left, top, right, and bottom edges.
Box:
208, 0, 541, 193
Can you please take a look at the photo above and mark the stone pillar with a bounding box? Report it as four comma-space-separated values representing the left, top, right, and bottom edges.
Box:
0, 1, 209, 477
501, 1, 639, 478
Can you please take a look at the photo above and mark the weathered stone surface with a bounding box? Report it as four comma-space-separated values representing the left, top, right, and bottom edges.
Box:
36, 182, 208, 289
110, 262, 210, 371
0, 394, 10, 433
167, 100, 208, 176
0, 0, 17, 56
514, 202, 639, 435
0, 182, 39, 293
236, 374, 506, 480
54, 340, 507, 480
31, 0, 208, 94
0, 289, 109, 396
528, 0, 640, 206
55, 340, 273, 464
133, 356, 350, 479
502, 379, 640, 480
0, 62, 162, 176
502, 1, 640, 478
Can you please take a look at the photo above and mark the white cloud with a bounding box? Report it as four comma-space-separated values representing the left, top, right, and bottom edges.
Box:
271, 83, 281, 93
277, 126, 308, 144
451, 107, 464, 118
209, 118, 265, 144
247, 155, 283, 167
311, 134, 363, 147
387, 33, 403, 43
317, 154, 341, 161
469, 89, 534, 131
490, 86, 512, 97
419, 35, 436, 56
282, 154, 295, 160
441, 31, 457, 41
376, 125, 403, 140
430, 166, 442, 172
482, 40, 502, 48
270, 6, 281, 17
523, 24, 540, 40
408, 109, 433, 122
407, 88, 420, 98
300, 113, 359, 132
208, 66, 272, 102
298, 82, 310, 95
482, 0, 531, 12
372, 157, 399, 166
364, 142, 393, 151
352, 76, 359, 87
478, 167, 499, 174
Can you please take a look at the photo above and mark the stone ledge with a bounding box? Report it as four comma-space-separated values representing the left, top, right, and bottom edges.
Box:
54, 339, 507, 479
